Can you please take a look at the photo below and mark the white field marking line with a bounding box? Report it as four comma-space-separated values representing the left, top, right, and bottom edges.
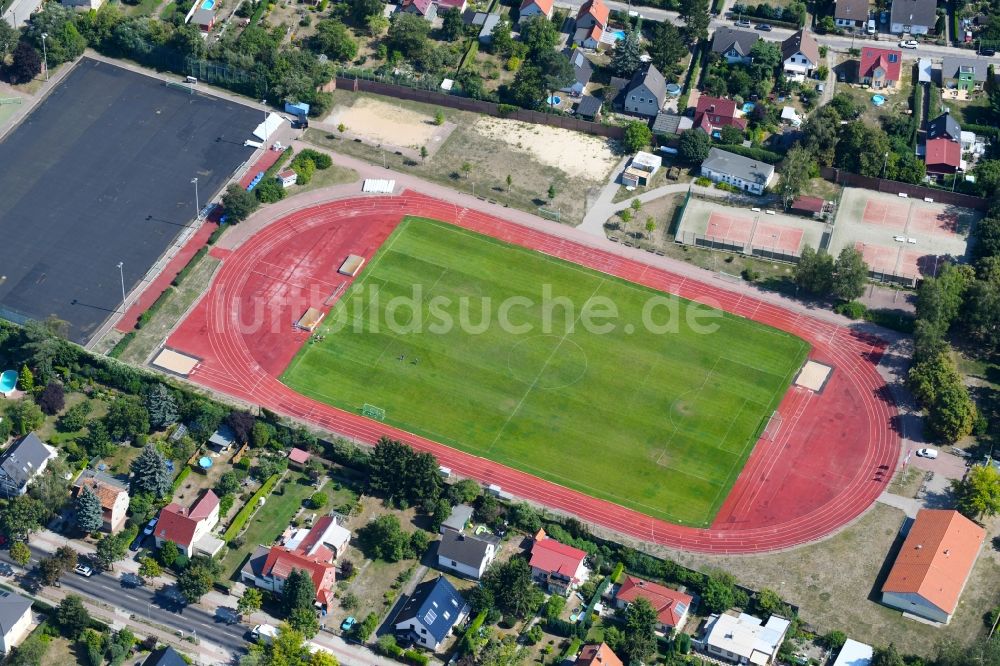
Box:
703, 397, 752, 518
486, 279, 607, 453
657, 357, 720, 465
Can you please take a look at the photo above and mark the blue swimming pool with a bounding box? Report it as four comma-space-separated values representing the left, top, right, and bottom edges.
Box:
546, 95, 562, 106
610, 29, 626, 40
0, 370, 17, 396
201, 0, 215, 9
742, 102, 756, 113
872, 94, 886, 106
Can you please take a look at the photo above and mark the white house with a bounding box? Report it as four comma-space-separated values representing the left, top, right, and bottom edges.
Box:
153, 490, 223, 557
701, 613, 790, 665
518, 0, 553, 19
0, 433, 57, 498
529, 530, 589, 595
780, 30, 819, 80
622, 151, 662, 187
0, 591, 32, 656
73, 470, 130, 533
832, 640, 874, 666
437, 531, 499, 579
394, 576, 469, 651
277, 169, 298, 188
700, 148, 775, 195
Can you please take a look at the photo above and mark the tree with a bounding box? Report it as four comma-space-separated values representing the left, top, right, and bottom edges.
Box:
481, 558, 543, 619
38, 558, 65, 586
282, 568, 316, 616
410, 529, 430, 556
802, 106, 841, 167
679, 0, 710, 43
678, 129, 711, 163
441, 7, 464, 41
610, 27, 641, 77
623, 120, 653, 153
519, 15, 559, 57
226, 410, 256, 444
489, 19, 515, 56
447, 479, 481, 504
145, 384, 179, 430
387, 12, 430, 58
420, 145, 428, 162
647, 22, 687, 78
130, 444, 172, 498
6, 399, 44, 436
350, 0, 382, 23
701, 571, 738, 613
288, 607, 319, 637
506, 63, 546, 109
103, 396, 150, 442
358, 514, 410, 562
430, 498, 452, 531
927, 380, 977, 443
794, 246, 835, 295
159, 540, 180, 567
36, 382, 64, 415
749, 40, 782, 79
646, 218, 657, 237
622, 597, 658, 665
10, 541, 30, 567
872, 644, 905, 666
0, 495, 47, 542
366, 438, 442, 511
835, 121, 890, 177
823, 631, 848, 651
9, 42, 41, 84
222, 183, 260, 223
366, 13, 389, 37
75, 486, 104, 534
536, 50, 575, 95
718, 125, 744, 145
18, 365, 34, 393
0, 20, 17, 59
964, 256, 1000, 352
547, 183, 556, 200
82, 420, 113, 458
138, 557, 162, 581
57, 595, 91, 638
832, 247, 868, 301
508, 502, 541, 533
779, 145, 813, 208
238, 587, 264, 617
506, 174, 513, 193
95, 531, 130, 571
177, 560, 216, 604
311, 20, 357, 61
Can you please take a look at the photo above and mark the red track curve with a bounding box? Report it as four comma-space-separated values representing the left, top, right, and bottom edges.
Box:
167, 193, 901, 554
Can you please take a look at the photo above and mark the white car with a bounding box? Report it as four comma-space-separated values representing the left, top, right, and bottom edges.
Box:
74, 564, 93, 577
899, 40, 919, 49
143, 518, 158, 536
916, 448, 939, 459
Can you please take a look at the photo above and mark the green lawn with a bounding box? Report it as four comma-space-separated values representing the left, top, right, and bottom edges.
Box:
282, 219, 809, 526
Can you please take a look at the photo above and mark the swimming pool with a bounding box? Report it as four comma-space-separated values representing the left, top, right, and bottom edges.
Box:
201, 0, 215, 10
610, 29, 626, 40
0, 370, 17, 397
546, 95, 562, 106
742, 102, 756, 113
872, 94, 886, 106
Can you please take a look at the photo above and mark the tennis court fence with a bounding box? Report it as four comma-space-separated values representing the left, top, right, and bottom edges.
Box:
674, 231, 803, 264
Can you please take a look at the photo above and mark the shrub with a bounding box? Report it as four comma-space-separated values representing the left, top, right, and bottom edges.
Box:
171, 247, 208, 287
223, 473, 280, 541
254, 179, 286, 203
834, 301, 867, 320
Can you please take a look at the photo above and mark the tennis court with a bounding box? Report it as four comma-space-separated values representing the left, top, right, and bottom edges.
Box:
675, 195, 824, 260
830, 188, 978, 285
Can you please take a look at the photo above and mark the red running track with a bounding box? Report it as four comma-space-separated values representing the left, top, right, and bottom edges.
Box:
167, 193, 900, 554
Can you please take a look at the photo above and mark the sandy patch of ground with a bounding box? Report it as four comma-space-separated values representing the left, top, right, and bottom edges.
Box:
327, 97, 445, 151
472, 117, 619, 181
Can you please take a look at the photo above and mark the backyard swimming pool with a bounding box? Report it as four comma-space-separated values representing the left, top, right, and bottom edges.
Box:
201, 0, 215, 10
0, 370, 17, 397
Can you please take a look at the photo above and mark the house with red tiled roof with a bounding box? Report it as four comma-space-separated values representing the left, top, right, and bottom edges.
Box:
693, 96, 747, 136
402, 0, 436, 20
925, 138, 962, 175
614, 575, 693, 632
576, 642, 624, 666
882, 509, 985, 623
73, 470, 130, 533
153, 490, 222, 558
859, 47, 902, 89
529, 530, 589, 595
519, 0, 553, 19
288, 447, 311, 468
576, 0, 609, 31
260, 546, 337, 606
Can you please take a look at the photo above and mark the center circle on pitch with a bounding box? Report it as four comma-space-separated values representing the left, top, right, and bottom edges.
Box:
507, 335, 588, 390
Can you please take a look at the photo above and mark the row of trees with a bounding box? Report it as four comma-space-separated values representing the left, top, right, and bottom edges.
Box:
793, 246, 869, 302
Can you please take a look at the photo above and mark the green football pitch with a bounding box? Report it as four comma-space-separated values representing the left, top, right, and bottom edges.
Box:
282, 218, 809, 526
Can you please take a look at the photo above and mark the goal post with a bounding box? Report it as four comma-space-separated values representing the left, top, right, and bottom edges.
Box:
760, 410, 782, 441
362, 403, 386, 421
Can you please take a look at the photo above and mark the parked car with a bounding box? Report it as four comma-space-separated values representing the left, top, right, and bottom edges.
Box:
129, 535, 145, 552
0, 563, 14, 577
981, 48, 997, 56
755, 23, 772, 31
143, 518, 158, 536
74, 564, 94, 577
816, 83, 825, 93
899, 40, 918, 49
340, 616, 356, 632
866, 19, 876, 34
734, 18, 751, 27
916, 447, 939, 459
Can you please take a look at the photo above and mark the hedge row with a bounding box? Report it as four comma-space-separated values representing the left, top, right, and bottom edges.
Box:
208, 225, 227, 245
171, 465, 192, 493
171, 246, 209, 287
135, 287, 175, 330
108, 332, 136, 359
713, 143, 783, 165
963, 123, 1000, 140
223, 472, 280, 542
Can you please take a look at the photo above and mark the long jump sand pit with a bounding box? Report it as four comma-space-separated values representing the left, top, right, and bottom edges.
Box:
471, 117, 619, 181
327, 97, 452, 153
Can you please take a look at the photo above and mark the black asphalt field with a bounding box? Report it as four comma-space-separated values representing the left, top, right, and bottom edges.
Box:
0, 57, 260, 344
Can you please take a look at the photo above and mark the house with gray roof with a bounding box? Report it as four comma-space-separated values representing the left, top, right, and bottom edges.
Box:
0, 591, 32, 655
394, 576, 469, 651
576, 94, 603, 120
700, 148, 775, 195
439, 504, 474, 534
623, 63, 666, 117
465, 11, 502, 43
780, 30, 820, 79
142, 647, 189, 666
711, 28, 759, 64
834, 0, 869, 29
437, 531, 500, 579
927, 113, 961, 141
942, 56, 987, 91
890, 0, 937, 34
0, 433, 57, 498
561, 49, 594, 97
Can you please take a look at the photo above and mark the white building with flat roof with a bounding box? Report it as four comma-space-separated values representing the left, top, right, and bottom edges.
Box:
832, 640, 873, 666
702, 613, 790, 665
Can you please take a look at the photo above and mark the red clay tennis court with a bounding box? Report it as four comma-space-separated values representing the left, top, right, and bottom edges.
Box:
862, 200, 909, 230
909, 208, 961, 237
705, 212, 754, 245
751, 222, 804, 254
167, 192, 899, 554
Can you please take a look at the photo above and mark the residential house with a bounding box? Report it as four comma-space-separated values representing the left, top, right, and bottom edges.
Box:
614, 575, 692, 633
575, 24, 604, 49
529, 529, 589, 594
142, 646, 189, 666
0, 591, 32, 656
623, 63, 667, 117
576, 95, 603, 121
701, 612, 791, 665
693, 96, 748, 136
73, 470, 130, 533
622, 151, 663, 187
466, 11, 501, 43
403, 0, 436, 20
889, 0, 937, 34
277, 170, 298, 189
437, 530, 500, 579
61, 0, 105, 10
858, 47, 902, 88
154, 490, 223, 558
288, 447, 311, 468
942, 56, 986, 92
0, 432, 57, 498
437, 0, 466, 12
561, 50, 594, 97
831, 640, 874, 666
576, 642, 625, 666
652, 111, 694, 139
780, 30, 819, 79
519, 0, 553, 20
701, 148, 775, 195
207, 424, 236, 453
440, 504, 474, 534
925, 138, 962, 175
834, 0, 869, 29
394, 576, 469, 651
574, 0, 609, 46
185, 0, 216, 31
881, 508, 986, 623
710, 28, 759, 65
243, 545, 338, 606
927, 113, 961, 141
